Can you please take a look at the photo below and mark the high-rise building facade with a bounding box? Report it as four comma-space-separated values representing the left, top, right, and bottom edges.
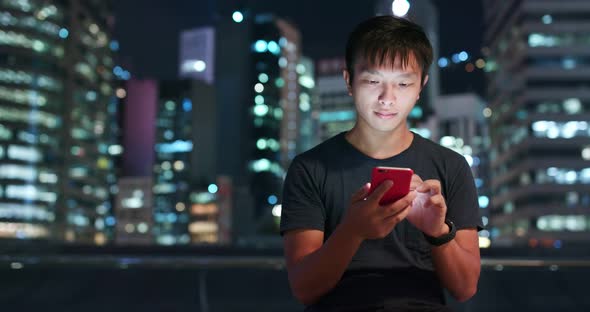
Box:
152, 82, 191, 245
483, 0, 590, 247
296, 56, 316, 153
121, 79, 157, 177
152, 79, 215, 245
315, 58, 356, 142
216, 13, 305, 228
435, 93, 491, 247
178, 26, 215, 84
0, 0, 118, 244
114, 176, 153, 245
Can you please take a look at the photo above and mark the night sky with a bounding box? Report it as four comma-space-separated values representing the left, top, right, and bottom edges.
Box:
113, 0, 485, 94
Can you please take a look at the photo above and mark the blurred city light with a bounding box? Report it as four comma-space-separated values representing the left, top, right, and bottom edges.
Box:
232, 11, 244, 23
271, 205, 282, 217
437, 57, 449, 68
391, 0, 410, 17
207, 184, 218, 194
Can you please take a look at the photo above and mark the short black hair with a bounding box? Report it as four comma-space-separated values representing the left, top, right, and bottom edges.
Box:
345, 15, 433, 85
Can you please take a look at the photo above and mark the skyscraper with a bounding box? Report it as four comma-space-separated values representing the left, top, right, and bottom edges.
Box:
152, 79, 215, 245
114, 176, 153, 245
0, 0, 118, 244
483, 0, 590, 247
315, 57, 356, 142
435, 93, 491, 248
296, 56, 316, 153
216, 13, 305, 228
178, 26, 215, 84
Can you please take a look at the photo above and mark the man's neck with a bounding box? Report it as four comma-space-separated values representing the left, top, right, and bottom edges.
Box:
345, 126, 414, 159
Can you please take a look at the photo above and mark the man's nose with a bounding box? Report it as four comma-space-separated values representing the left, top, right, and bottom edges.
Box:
378, 84, 396, 106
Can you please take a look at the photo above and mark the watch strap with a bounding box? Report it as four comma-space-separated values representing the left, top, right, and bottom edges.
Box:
423, 219, 456, 246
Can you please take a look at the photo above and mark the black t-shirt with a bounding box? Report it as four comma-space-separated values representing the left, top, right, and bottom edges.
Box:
280, 132, 483, 311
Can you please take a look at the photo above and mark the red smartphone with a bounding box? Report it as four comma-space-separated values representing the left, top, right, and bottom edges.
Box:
369, 166, 414, 205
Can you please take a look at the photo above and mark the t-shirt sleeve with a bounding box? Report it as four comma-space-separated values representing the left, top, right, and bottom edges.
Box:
280, 156, 325, 236
445, 156, 484, 231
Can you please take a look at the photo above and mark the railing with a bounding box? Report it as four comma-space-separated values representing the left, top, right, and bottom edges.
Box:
3, 254, 590, 269
2, 253, 590, 312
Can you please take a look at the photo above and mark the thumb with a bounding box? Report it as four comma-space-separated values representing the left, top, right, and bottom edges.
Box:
367, 180, 393, 202
351, 183, 371, 202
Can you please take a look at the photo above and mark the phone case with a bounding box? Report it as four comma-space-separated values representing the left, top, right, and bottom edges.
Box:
369, 166, 414, 205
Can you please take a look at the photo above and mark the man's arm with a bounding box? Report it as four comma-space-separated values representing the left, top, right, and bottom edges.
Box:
283, 181, 415, 306
283, 226, 362, 305
408, 178, 481, 302
431, 228, 480, 302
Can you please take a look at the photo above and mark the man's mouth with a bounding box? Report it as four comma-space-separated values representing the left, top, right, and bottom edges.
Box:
374, 111, 397, 119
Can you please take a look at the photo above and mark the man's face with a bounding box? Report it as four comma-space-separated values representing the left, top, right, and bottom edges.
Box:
343, 54, 428, 135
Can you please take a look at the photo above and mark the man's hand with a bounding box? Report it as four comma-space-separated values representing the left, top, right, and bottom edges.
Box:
341, 181, 416, 240
407, 176, 448, 237
283, 180, 415, 305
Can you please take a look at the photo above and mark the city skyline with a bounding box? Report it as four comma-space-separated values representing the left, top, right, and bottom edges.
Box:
113, 0, 485, 94
2, 1, 590, 311
1, 0, 588, 251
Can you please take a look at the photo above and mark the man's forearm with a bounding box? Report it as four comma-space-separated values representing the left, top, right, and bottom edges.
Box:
289, 224, 363, 305
431, 231, 481, 302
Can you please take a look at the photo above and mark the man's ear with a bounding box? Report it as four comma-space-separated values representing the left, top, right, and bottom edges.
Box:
417, 75, 429, 100
343, 69, 352, 96
421, 74, 429, 89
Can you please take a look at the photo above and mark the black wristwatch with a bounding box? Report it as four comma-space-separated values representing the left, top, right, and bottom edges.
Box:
423, 219, 456, 246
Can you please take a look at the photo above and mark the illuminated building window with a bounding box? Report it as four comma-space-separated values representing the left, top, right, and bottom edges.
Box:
528, 33, 590, 48
0, 30, 62, 56
273, 107, 283, 120
7, 145, 42, 162
298, 75, 315, 88
0, 164, 37, 181
531, 121, 589, 139
5, 184, 56, 203
258, 73, 269, 83
0, 124, 11, 140
538, 167, 590, 185
253, 104, 269, 116
75, 62, 96, 82
537, 215, 588, 232
69, 167, 88, 179
0, 68, 62, 91
38, 171, 58, 184
253, 40, 267, 53
0, 222, 50, 239
267, 41, 280, 55
0, 203, 53, 221
249, 159, 285, 177
0, 86, 47, 107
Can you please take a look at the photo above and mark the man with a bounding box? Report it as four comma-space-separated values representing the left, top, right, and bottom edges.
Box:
280, 15, 483, 312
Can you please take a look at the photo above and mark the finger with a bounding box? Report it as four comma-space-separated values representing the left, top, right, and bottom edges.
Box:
367, 180, 393, 202
428, 194, 446, 209
381, 192, 416, 218
383, 204, 410, 227
351, 183, 371, 202
417, 179, 441, 194
410, 174, 423, 191
427, 180, 441, 194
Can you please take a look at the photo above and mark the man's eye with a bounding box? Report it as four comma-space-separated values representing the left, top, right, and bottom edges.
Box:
399, 83, 412, 87
368, 80, 379, 84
